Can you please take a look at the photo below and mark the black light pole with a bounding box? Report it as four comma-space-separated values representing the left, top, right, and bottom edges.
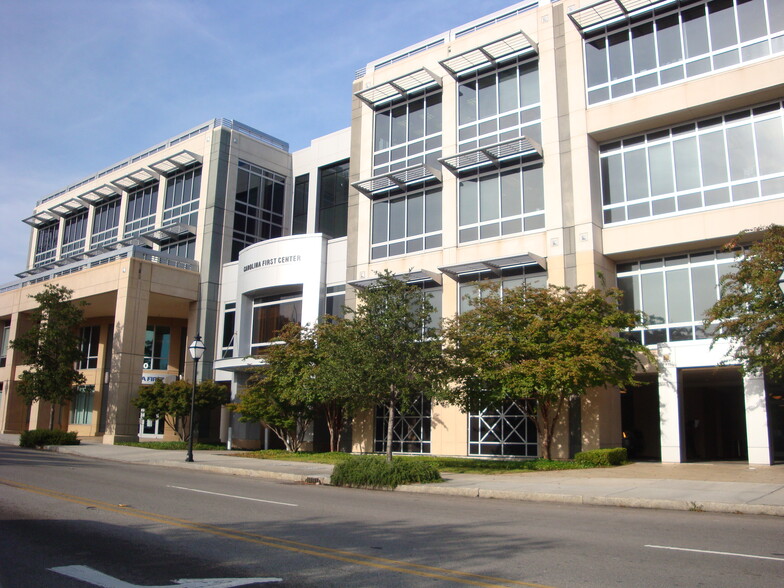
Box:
186, 334, 205, 463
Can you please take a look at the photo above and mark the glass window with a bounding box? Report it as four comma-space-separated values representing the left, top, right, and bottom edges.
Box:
586, 0, 784, 104
144, 325, 170, 371
602, 101, 784, 224
79, 325, 100, 370
163, 166, 201, 227
459, 164, 544, 244
91, 197, 120, 248
371, 187, 441, 259
292, 174, 309, 235
125, 183, 158, 237
34, 222, 59, 266
618, 248, 739, 343
70, 385, 94, 425
317, 160, 350, 239
61, 210, 88, 256
232, 162, 287, 261
222, 304, 236, 359
251, 290, 303, 351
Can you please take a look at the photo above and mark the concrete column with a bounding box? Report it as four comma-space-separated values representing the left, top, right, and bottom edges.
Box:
658, 361, 682, 463
102, 259, 151, 444
743, 372, 772, 465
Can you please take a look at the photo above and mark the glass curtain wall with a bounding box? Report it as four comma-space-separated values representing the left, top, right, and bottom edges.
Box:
585, 0, 784, 104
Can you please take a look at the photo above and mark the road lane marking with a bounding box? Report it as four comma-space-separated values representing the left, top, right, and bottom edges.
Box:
166, 485, 298, 507
50, 565, 281, 587
646, 545, 784, 562
1, 477, 555, 588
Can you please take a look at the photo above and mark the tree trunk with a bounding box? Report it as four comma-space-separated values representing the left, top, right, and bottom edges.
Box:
49, 404, 55, 430
386, 394, 395, 463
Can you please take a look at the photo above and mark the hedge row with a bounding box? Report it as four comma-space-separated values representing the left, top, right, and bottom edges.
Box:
19, 429, 80, 448
331, 455, 442, 489
573, 447, 627, 466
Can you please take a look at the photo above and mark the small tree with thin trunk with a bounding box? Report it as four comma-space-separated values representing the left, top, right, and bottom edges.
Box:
347, 271, 448, 462
10, 284, 86, 430
134, 379, 229, 441
443, 283, 652, 460
230, 323, 318, 452
704, 225, 784, 382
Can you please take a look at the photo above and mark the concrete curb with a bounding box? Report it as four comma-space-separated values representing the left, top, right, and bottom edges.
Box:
396, 483, 784, 516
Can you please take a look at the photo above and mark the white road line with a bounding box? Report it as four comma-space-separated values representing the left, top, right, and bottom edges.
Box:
166, 485, 298, 507
645, 544, 784, 562
50, 565, 282, 587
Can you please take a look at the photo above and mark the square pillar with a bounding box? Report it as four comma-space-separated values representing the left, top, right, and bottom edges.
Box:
102, 260, 151, 444
658, 360, 682, 463
743, 372, 772, 465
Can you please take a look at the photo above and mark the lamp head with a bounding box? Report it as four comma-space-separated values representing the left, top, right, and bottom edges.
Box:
189, 334, 206, 361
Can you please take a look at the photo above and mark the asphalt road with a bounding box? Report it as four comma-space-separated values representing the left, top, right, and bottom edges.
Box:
1, 446, 782, 587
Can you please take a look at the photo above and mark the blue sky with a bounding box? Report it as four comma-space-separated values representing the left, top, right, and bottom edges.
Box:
0, 0, 518, 282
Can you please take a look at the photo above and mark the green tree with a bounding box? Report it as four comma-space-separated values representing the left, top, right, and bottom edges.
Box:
230, 322, 318, 452
348, 271, 448, 462
10, 284, 86, 430
704, 225, 784, 382
134, 378, 229, 441
443, 283, 652, 460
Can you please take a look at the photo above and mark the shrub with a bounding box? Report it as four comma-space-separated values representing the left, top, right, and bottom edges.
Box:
574, 447, 627, 466
20, 429, 80, 448
331, 455, 442, 489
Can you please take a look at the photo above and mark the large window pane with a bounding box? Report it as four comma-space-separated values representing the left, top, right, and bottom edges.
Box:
391, 105, 407, 146
601, 153, 625, 204
624, 148, 650, 200
673, 137, 701, 190
683, 5, 710, 58
608, 30, 632, 80
478, 75, 498, 119
389, 197, 405, 240
656, 14, 683, 66
699, 130, 728, 185
726, 124, 757, 180
632, 23, 656, 74
407, 192, 423, 237
426, 94, 442, 135
586, 37, 609, 87
736, 0, 767, 42
408, 99, 424, 141
641, 273, 666, 324
523, 164, 544, 213
479, 175, 500, 222
498, 68, 517, 113
691, 265, 718, 320
519, 61, 540, 106
666, 269, 692, 323
460, 178, 478, 225
648, 143, 675, 196
708, 0, 738, 51
501, 168, 521, 217
372, 200, 388, 244
425, 189, 441, 233
459, 82, 477, 125
754, 117, 784, 175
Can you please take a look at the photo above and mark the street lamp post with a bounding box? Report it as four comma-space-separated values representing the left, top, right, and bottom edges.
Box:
186, 334, 206, 463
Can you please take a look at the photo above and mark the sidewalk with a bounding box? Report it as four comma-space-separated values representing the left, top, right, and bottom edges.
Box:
2, 433, 783, 517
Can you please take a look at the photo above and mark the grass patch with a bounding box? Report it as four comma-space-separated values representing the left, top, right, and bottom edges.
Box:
235, 450, 590, 474
115, 441, 227, 451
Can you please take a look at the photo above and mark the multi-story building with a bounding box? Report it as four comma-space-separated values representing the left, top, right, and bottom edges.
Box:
2, 0, 782, 464
0, 119, 349, 444
346, 0, 784, 464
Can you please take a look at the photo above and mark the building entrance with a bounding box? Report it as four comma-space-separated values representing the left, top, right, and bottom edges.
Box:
620, 374, 661, 461
681, 368, 747, 462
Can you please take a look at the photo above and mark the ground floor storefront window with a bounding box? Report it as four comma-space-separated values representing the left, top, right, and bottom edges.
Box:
374, 395, 431, 454
468, 399, 537, 457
